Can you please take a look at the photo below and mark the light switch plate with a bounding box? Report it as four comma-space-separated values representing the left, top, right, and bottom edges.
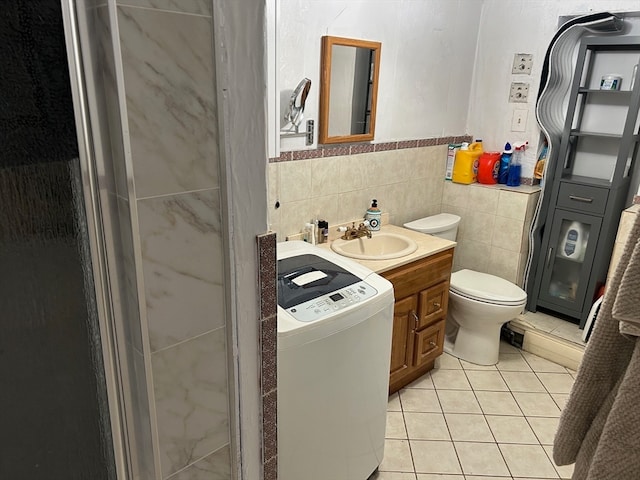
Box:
509, 82, 530, 103
512, 53, 533, 74
511, 108, 528, 132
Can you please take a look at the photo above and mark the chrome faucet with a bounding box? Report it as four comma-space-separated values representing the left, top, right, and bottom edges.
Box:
340, 222, 372, 240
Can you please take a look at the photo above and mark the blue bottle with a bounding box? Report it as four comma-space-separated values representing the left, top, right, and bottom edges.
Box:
498, 142, 512, 184
507, 145, 524, 187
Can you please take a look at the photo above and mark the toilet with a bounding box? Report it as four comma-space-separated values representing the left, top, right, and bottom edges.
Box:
404, 214, 527, 365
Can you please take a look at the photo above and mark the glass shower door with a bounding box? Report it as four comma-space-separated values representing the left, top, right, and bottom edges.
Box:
0, 1, 117, 478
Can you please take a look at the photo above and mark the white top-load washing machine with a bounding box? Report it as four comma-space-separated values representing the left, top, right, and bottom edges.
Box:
277, 241, 394, 480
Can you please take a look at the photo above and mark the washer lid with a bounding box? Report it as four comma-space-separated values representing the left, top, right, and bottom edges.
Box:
404, 213, 461, 233
450, 269, 527, 305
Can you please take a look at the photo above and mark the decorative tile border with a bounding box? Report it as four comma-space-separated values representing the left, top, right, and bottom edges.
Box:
268, 134, 473, 162
256, 232, 277, 478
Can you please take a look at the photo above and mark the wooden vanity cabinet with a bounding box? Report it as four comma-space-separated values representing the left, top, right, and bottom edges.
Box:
383, 248, 454, 394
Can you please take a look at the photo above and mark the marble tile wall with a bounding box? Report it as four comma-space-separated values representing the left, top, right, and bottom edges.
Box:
118, 3, 230, 478
441, 182, 541, 286
95, 1, 233, 478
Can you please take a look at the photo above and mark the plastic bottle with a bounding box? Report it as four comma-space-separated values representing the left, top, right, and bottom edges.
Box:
365, 199, 381, 231
507, 144, 524, 187
452, 142, 482, 184
498, 142, 512, 184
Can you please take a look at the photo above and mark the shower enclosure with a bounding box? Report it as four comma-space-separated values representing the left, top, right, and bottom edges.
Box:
1, 0, 125, 477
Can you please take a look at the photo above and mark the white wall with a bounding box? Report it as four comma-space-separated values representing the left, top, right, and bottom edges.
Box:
277, 0, 483, 153
468, 0, 640, 178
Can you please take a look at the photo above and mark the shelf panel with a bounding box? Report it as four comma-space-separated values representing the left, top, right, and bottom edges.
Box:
569, 129, 622, 139
559, 175, 612, 188
578, 87, 633, 94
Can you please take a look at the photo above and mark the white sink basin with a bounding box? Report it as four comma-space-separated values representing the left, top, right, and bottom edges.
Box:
331, 232, 418, 260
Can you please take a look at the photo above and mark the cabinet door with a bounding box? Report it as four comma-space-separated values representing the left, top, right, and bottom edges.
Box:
538, 209, 602, 315
418, 281, 449, 329
414, 320, 445, 368
389, 295, 418, 387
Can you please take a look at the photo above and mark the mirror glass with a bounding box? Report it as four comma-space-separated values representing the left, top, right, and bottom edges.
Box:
319, 36, 381, 144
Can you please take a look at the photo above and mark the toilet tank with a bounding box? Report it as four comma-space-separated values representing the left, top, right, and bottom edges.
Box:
404, 213, 461, 241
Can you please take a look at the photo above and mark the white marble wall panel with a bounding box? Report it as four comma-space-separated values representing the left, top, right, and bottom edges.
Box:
137, 190, 224, 352
168, 445, 231, 480
117, 0, 212, 16
152, 328, 229, 478
117, 6, 219, 198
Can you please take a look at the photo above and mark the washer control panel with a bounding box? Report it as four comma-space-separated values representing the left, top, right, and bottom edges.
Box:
285, 281, 378, 322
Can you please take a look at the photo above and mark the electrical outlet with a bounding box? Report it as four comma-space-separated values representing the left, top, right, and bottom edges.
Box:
511, 108, 528, 132
509, 82, 530, 103
512, 53, 533, 74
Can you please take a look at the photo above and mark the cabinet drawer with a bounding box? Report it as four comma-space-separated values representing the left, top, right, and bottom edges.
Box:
383, 249, 453, 300
414, 320, 445, 368
418, 281, 449, 329
557, 183, 608, 215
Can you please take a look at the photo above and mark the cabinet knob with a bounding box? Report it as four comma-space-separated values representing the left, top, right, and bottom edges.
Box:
412, 311, 419, 327
433, 301, 441, 309
429, 341, 437, 348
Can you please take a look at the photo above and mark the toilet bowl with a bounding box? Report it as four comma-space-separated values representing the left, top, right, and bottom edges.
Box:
404, 214, 527, 365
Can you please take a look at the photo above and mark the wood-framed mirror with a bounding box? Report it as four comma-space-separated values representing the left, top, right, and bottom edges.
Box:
319, 36, 381, 144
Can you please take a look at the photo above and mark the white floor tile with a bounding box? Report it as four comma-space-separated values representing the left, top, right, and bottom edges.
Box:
405, 373, 435, 389
496, 352, 532, 371
436, 390, 482, 414
543, 444, 575, 479
513, 392, 561, 417
431, 369, 471, 390
388, 392, 402, 411
454, 442, 511, 477
435, 353, 463, 370
400, 389, 442, 413
522, 352, 570, 373
465, 370, 509, 391
444, 413, 493, 442
369, 471, 417, 480
404, 412, 450, 441
416, 475, 464, 480
500, 443, 559, 478
527, 416, 559, 445
501, 371, 546, 392
499, 341, 521, 353
550, 393, 569, 411
379, 439, 414, 473
386, 411, 408, 439
485, 415, 539, 444
537, 372, 574, 394
459, 359, 497, 370
411, 440, 462, 475
475, 391, 523, 416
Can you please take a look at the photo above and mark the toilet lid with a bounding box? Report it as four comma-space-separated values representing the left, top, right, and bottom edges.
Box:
450, 269, 527, 306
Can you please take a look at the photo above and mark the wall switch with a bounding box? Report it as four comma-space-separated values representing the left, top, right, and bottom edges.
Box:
509, 82, 530, 103
511, 108, 528, 132
512, 53, 533, 74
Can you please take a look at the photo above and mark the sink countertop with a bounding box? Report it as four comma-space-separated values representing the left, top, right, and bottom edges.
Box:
318, 224, 456, 274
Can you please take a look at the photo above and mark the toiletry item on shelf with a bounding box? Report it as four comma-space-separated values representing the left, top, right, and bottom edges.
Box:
600, 74, 622, 90
477, 152, 501, 184
304, 222, 316, 245
498, 142, 512, 184
559, 221, 586, 262
452, 141, 482, 184
507, 143, 526, 187
445, 143, 463, 180
317, 220, 329, 244
365, 199, 381, 231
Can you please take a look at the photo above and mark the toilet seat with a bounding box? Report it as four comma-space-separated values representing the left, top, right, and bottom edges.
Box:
450, 269, 527, 306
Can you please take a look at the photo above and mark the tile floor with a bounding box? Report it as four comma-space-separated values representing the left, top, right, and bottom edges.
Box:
372, 342, 576, 480
515, 311, 586, 346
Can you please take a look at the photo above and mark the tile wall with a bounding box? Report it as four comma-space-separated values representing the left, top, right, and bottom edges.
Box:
93, 1, 232, 478
441, 182, 540, 286
270, 142, 540, 286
